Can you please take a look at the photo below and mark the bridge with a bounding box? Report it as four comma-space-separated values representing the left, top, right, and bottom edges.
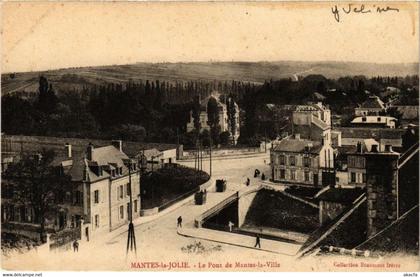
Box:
194, 184, 262, 228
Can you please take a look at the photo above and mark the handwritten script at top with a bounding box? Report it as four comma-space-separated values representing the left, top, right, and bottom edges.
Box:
331, 4, 400, 22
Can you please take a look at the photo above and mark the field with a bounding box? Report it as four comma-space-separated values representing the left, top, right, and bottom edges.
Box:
2, 61, 418, 96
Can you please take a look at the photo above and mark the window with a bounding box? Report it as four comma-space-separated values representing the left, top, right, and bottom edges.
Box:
119, 185, 123, 199
377, 117, 381, 122
280, 169, 285, 179
290, 170, 296, 180
303, 157, 310, 167
126, 183, 130, 196
279, 155, 285, 165
127, 203, 130, 219
75, 191, 83, 205
95, 215, 99, 227
289, 156, 296, 166
134, 200, 138, 213
351, 172, 356, 183
362, 173, 367, 183
119, 205, 124, 219
304, 171, 310, 182
94, 190, 99, 204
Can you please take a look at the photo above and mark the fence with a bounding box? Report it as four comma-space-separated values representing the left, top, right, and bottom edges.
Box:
181, 146, 266, 160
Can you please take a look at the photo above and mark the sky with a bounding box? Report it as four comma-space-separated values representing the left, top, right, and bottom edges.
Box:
1, 2, 419, 73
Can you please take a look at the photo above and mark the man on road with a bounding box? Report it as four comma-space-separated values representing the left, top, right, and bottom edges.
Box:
73, 240, 79, 252
254, 234, 261, 248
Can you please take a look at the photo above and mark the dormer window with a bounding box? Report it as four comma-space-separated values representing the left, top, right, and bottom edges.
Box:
119, 167, 123, 175
111, 169, 116, 177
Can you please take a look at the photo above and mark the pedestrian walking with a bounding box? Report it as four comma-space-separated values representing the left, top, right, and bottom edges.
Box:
73, 240, 79, 252
246, 178, 250, 186
177, 216, 183, 228
254, 234, 261, 248
228, 221, 234, 232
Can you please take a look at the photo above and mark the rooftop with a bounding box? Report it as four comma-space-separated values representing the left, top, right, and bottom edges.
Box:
335, 127, 404, 140
272, 138, 322, 154
358, 96, 385, 110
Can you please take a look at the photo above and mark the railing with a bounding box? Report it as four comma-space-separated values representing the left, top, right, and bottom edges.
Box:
180, 147, 264, 160
157, 187, 200, 212
202, 222, 298, 244
398, 141, 419, 169
198, 192, 238, 222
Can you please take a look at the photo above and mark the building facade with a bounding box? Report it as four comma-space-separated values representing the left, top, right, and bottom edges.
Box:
1, 142, 141, 241
270, 135, 334, 187
354, 96, 386, 116
351, 116, 397, 129
186, 95, 240, 145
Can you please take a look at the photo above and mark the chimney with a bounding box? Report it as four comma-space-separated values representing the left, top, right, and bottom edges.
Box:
385, 145, 393, 152
87, 143, 94, 161
371, 144, 379, 153
65, 143, 72, 158
295, 133, 301, 140
112, 140, 123, 152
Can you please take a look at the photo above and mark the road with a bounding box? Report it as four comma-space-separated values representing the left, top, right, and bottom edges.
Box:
4, 153, 293, 271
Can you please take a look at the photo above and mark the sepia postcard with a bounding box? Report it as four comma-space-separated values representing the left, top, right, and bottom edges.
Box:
1, 1, 419, 275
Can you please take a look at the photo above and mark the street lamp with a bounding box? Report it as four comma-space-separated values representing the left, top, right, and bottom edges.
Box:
125, 159, 137, 254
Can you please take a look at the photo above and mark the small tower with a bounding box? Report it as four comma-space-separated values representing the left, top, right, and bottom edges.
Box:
364, 147, 399, 237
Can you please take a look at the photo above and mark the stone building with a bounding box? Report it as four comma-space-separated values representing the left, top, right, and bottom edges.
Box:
350, 116, 397, 129
364, 149, 400, 237
354, 95, 386, 116
270, 134, 335, 187
292, 102, 332, 143
186, 95, 240, 145
1, 141, 141, 242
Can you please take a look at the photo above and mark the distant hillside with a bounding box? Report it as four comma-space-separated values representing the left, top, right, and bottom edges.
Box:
2, 61, 418, 96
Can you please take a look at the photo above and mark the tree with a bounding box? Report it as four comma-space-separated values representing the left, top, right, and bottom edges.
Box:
227, 97, 237, 145
192, 95, 202, 139
219, 131, 231, 146
207, 97, 221, 144
37, 76, 58, 114
199, 129, 211, 147
4, 150, 73, 242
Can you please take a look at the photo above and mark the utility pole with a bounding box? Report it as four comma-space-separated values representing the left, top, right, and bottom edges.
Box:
126, 160, 137, 255
264, 128, 267, 153
200, 141, 203, 171
209, 136, 212, 177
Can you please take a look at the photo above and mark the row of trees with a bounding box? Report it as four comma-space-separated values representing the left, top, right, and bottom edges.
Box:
2, 74, 418, 147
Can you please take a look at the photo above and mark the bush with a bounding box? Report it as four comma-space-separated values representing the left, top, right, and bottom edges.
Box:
141, 164, 210, 209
